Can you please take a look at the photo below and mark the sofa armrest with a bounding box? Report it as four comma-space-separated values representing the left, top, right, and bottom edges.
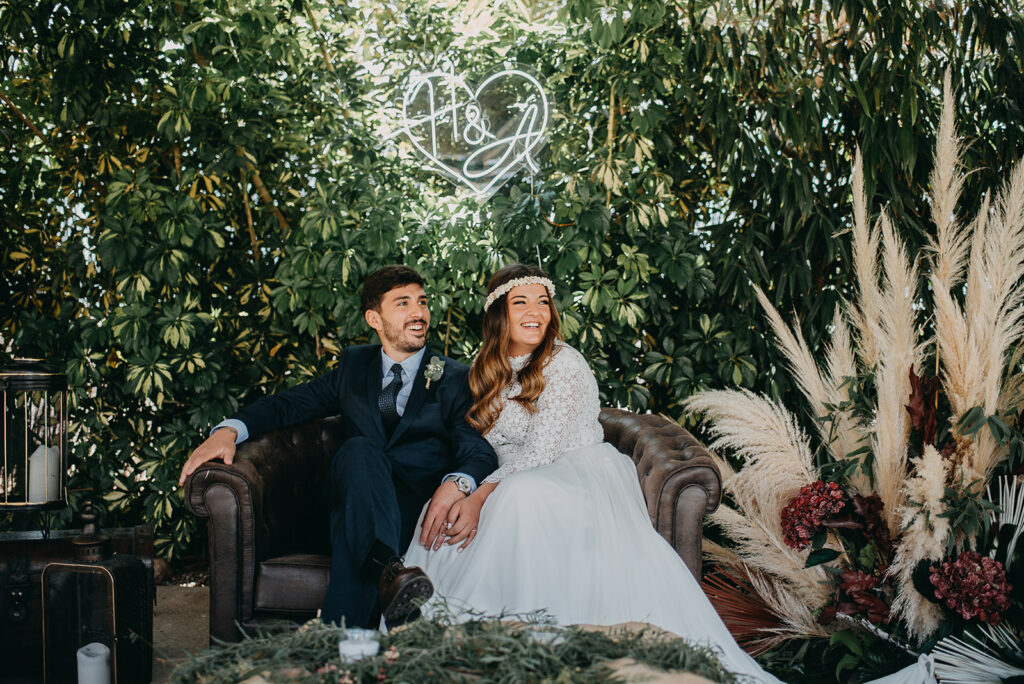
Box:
186, 457, 264, 643
599, 408, 722, 579
184, 417, 343, 642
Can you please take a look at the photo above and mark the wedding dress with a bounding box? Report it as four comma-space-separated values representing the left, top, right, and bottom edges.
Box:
402, 342, 784, 683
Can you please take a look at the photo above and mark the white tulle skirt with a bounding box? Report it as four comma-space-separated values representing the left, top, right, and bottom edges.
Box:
402, 442, 783, 683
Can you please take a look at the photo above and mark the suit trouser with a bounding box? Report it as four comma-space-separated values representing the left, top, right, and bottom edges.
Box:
321, 436, 423, 627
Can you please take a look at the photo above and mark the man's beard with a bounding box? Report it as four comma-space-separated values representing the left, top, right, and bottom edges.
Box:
382, 318, 428, 354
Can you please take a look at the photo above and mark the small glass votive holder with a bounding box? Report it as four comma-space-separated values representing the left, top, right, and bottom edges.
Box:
528, 626, 566, 646
338, 628, 380, 662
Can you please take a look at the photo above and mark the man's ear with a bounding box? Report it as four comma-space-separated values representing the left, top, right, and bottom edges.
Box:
365, 308, 382, 334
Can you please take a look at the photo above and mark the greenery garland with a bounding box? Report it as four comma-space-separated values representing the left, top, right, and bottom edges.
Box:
170, 614, 737, 683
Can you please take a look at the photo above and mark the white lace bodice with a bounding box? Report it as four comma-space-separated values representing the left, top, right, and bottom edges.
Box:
482, 343, 605, 484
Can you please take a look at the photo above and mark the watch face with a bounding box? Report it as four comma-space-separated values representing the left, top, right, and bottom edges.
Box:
455, 477, 471, 493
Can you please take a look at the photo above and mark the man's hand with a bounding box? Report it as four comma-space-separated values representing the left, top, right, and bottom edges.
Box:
178, 428, 238, 486
419, 481, 465, 550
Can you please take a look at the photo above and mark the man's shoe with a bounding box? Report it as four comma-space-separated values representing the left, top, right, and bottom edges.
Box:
378, 560, 433, 628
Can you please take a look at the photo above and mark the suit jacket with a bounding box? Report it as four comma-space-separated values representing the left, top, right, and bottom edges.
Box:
232, 345, 497, 502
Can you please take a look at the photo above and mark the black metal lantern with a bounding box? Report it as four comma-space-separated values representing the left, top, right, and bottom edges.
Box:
40, 504, 152, 683
41, 556, 152, 683
0, 358, 68, 510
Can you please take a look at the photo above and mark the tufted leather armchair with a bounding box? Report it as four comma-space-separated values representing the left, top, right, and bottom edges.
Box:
185, 407, 721, 643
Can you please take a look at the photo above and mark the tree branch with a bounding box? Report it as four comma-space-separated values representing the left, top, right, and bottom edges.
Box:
249, 171, 289, 231
236, 147, 289, 231
239, 168, 259, 264
0, 88, 53, 150
303, 1, 337, 74
605, 81, 617, 208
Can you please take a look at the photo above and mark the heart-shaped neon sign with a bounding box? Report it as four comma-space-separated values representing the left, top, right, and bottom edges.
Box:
400, 67, 549, 200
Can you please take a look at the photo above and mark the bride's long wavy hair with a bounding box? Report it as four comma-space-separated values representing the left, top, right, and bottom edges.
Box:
467, 264, 562, 434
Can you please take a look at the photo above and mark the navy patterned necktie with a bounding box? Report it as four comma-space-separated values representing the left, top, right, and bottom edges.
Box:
378, 363, 403, 434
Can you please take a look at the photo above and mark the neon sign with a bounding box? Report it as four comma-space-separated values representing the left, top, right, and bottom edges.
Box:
399, 66, 549, 200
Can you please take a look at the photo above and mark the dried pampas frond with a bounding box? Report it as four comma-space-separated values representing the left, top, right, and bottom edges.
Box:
703, 542, 830, 649
968, 161, 1024, 481
849, 149, 885, 372
752, 289, 868, 493
927, 70, 968, 289
701, 565, 781, 655
707, 505, 830, 610
684, 389, 816, 519
752, 285, 831, 427
870, 211, 924, 534
890, 445, 950, 638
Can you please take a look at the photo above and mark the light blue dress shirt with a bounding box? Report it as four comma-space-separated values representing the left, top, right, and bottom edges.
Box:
213, 347, 476, 492
381, 347, 426, 417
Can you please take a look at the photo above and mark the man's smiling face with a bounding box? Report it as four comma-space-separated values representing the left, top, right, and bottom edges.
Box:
366, 283, 430, 359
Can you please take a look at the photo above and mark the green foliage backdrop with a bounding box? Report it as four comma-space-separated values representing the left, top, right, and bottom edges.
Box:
2, 0, 1023, 559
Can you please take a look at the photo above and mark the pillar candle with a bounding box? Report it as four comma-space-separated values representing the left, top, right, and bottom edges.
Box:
27, 444, 60, 502
77, 642, 111, 684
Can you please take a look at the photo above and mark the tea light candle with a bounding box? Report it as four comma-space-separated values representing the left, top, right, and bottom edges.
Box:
77, 642, 111, 684
338, 628, 380, 662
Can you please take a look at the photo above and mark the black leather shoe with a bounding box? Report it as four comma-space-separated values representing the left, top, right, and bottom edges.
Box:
378, 560, 433, 628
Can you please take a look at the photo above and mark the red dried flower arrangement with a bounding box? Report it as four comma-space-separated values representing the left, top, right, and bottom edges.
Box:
929, 551, 1012, 625
781, 480, 847, 550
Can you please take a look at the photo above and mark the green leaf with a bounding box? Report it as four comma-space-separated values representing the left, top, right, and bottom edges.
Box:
805, 548, 841, 568
956, 406, 986, 436
829, 629, 863, 657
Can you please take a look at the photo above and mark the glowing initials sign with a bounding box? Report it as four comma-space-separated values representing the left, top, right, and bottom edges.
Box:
400, 66, 549, 200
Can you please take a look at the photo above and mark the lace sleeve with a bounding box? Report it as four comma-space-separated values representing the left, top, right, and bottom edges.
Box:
482, 347, 601, 484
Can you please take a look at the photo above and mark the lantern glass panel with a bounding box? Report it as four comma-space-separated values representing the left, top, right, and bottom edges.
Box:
1, 360, 68, 509
42, 558, 152, 684
43, 565, 116, 683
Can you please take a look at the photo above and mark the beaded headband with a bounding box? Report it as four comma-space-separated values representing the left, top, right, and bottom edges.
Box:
483, 276, 556, 312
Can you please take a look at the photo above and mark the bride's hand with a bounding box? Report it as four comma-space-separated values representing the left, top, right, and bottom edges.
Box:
442, 496, 483, 551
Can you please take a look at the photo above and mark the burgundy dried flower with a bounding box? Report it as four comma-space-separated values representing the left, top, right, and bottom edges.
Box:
929, 551, 1012, 624
838, 569, 891, 624
840, 569, 879, 594
781, 481, 847, 549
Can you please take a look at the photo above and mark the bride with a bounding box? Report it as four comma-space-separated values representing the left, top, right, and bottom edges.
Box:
402, 263, 783, 683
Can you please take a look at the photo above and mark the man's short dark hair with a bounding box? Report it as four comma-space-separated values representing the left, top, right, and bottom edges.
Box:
361, 265, 426, 312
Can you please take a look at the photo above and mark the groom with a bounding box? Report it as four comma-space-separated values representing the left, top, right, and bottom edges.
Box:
178, 265, 498, 628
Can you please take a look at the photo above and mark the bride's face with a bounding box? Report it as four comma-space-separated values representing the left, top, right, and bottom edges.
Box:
505, 283, 551, 357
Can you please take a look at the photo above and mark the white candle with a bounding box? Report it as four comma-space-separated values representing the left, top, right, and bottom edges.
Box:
338, 629, 380, 661
27, 444, 61, 503
77, 642, 111, 684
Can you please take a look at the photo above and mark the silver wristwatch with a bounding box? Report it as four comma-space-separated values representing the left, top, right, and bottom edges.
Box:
448, 475, 473, 496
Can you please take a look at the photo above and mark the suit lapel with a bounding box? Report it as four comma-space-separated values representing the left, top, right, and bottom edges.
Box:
365, 347, 386, 441
388, 347, 434, 445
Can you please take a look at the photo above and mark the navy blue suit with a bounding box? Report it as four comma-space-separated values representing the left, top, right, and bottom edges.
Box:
232, 345, 497, 626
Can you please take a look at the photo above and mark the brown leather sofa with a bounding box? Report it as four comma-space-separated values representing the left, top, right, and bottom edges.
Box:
185, 408, 721, 643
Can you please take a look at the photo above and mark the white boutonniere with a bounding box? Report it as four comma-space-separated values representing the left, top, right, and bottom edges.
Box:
424, 356, 444, 389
